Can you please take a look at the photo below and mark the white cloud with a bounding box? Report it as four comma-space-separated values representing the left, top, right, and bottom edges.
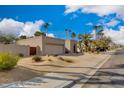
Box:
65, 5, 124, 18
0, 18, 45, 37
103, 27, 124, 45
106, 19, 120, 27
46, 33, 55, 37
64, 5, 82, 14
20, 20, 44, 36
86, 22, 93, 26
70, 14, 78, 20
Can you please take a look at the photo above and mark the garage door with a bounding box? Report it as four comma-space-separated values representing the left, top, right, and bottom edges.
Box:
45, 43, 64, 55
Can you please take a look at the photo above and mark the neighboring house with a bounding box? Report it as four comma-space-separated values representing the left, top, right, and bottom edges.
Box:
16, 35, 77, 56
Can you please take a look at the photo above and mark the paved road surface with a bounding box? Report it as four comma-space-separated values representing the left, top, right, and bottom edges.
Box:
83, 48, 124, 88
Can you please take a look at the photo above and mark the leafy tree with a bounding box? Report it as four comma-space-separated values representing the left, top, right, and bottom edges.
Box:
0, 35, 17, 44
19, 35, 27, 39
92, 37, 112, 53
34, 31, 46, 36
71, 32, 76, 40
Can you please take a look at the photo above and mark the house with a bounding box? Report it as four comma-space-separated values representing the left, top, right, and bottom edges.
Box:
16, 35, 77, 56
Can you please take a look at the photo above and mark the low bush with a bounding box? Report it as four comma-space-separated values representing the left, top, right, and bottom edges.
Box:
58, 57, 73, 63
0, 53, 19, 70
32, 56, 41, 62
58, 57, 65, 61
53, 54, 58, 57
48, 59, 52, 61
18, 53, 24, 57
64, 58, 73, 63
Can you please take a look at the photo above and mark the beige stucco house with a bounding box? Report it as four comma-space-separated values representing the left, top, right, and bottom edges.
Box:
0, 35, 77, 56
17, 35, 77, 56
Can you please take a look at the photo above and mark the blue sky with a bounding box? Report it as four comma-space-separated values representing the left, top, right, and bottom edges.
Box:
0, 5, 124, 44
0, 5, 106, 39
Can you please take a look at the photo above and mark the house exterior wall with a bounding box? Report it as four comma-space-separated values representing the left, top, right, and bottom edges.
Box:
70, 40, 78, 53
65, 40, 77, 53
17, 36, 65, 55
65, 40, 71, 53
44, 37, 65, 55
17, 36, 44, 55
17, 35, 78, 55
0, 44, 30, 56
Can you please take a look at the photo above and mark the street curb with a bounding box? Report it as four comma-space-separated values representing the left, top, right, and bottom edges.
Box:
72, 55, 111, 88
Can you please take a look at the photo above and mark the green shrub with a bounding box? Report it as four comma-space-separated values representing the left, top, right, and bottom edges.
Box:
32, 56, 41, 62
0, 53, 19, 70
18, 53, 24, 57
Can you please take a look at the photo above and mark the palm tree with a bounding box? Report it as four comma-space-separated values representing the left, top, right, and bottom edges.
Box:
71, 32, 76, 40
97, 30, 104, 39
82, 34, 92, 52
93, 25, 104, 39
78, 40, 83, 53
65, 29, 71, 40
78, 34, 83, 40
42, 22, 50, 35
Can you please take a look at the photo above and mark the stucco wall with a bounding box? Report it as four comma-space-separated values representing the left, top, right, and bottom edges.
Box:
0, 44, 30, 56
44, 37, 65, 55
17, 36, 77, 55
65, 40, 71, 53
70, 40, 77, 53
45, 37, 65, 45
65, 40, 77, 53
17, 36, 66, 55
17, 36, 44, 55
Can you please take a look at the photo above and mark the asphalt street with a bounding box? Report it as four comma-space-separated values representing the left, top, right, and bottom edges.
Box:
82, 48, 124, 88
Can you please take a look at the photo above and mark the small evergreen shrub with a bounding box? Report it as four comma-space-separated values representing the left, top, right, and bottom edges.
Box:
48, 59, 52, 61
53, 54, 58, 57
18, 53, 24, 57
58, 57, 73, 63
32, 56, 41, 62
0, 53, 19, 70
64, 58, 73, 63
58, 57, 65, 61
